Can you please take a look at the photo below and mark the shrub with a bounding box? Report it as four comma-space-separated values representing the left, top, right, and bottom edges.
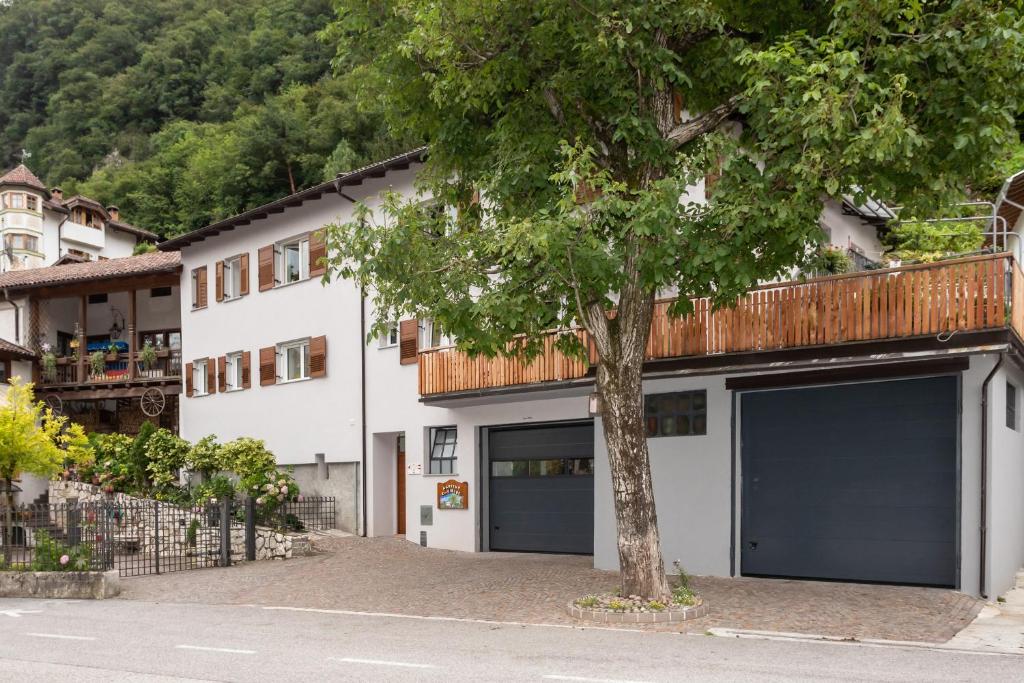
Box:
576, 595, 598, 608
221, 437, 275, 479
192, 474, 236, 505
186, 518, 200, 547
671, 560, 696, 606
186, 435, 225, 478
30, 530, 92, 572
647, 600, 666, 611
248, 468, 300, 522
81, 433, 135, 493
607, 599, 628, 612
145, 428, 190, 495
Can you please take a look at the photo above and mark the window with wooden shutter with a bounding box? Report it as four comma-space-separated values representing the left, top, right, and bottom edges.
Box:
191, 266, 208, 309
218, 355, 227, 392
309, 230, 326, 278
239, 253, 250, 296
207, 357, 217, 394
185, 362, 194, 397
258, 245, 275, 292
215, 261, 225, 302
242, 350, 251, 388
259, 346, 276, 386
399, 319, 419, 365
309, 335, 327, 378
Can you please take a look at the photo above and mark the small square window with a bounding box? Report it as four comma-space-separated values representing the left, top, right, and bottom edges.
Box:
87, 293, 108, 304
192, 359, 209, 396
278, 339, 310, 382
644, 390, 707, 438
428, 426, 457, 474
379, 324, 399, 348
1007, 381, 1018, 431
150, 286, 172, 298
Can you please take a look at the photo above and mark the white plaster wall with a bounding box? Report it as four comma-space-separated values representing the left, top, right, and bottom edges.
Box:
594, 373, 732, 577
103, 228, 141, 259
980, 356, 1024, 598
178, 165, 426, 473
820, 199, 885, 264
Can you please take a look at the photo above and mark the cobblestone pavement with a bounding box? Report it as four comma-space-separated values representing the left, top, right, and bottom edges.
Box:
118, 535, 981, 643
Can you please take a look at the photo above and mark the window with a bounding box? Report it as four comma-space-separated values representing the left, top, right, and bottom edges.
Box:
278, 339, 310, 382
491, 458, 594, 477
67, 248, 92, 261
223, 255, 243, 299
193, 359, 209, 396
428, 427, 457, 474
420, 319, 454, 349
139, 329, 181, 351
225, 351, 244, 391
9, 193, 24, 209
644, 390, 707, 437
278, 237, 309, 285
3, 233, 38, 251
150, 286, 172, 298
87, 293, 107, 304
379, 324, 399, 348
191, 266, 207, 309
1008, 381, 1018, 431
25, 194, 37, 211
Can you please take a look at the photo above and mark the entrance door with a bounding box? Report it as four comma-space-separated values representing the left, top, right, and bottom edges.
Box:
396, 437, 406, 535
488, 422, 594, 554
740, 375, 958, 586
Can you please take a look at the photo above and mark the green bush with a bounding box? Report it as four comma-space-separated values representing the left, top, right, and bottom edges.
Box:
191, 474, 236, 505
145, 428, 190, 495
30, 530, 92, 572
186, 435, 225, 478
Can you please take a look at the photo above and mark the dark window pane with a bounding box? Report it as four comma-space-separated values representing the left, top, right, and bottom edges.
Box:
512, 460, 529, 477
492, 461, 514, 477
677, 416, 691, 435
646, 417, 658, 436
676, 394, 691, 411
528, 460, 541, 477
692, 415, 707, 435
660, 416, 675, 435
693, 392, 706, 410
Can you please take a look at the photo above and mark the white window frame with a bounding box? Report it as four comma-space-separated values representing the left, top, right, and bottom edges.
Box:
277, 236, 309, 286
378, 324, 399, 349
277, 338, 310, 383
193, 358, 209, 396
427, 426, 458, 475
225, 351, 244, 391
420, 319, 454, 349
223, 255, 243, 300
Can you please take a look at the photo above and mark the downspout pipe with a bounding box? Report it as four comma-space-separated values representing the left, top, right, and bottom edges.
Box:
980, 353, 1006, 599
1, 288, 20, 344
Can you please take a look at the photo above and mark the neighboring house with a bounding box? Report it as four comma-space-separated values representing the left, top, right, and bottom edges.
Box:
0, 164, 157, 271
154, 148, 1024, 601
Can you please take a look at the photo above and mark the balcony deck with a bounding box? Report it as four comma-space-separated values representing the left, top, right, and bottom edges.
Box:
39, 350, 182, 398
418, 252, 1024, 397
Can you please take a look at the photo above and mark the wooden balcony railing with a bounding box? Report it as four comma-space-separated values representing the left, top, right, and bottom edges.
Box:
419, 252, 1024, 396
39, 350, 182, 387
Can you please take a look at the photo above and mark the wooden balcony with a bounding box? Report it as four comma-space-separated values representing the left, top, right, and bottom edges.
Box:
39, 351, 182, 390
419, 252, 1024, 397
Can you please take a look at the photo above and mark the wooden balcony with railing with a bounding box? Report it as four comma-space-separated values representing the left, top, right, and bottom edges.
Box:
39, 350, 182, 389
419, 252, 1024, 397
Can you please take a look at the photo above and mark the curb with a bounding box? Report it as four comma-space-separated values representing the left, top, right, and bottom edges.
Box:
706, 627, 1024, 657
567, 599, 708, 624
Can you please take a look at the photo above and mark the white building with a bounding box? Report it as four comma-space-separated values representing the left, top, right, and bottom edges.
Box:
161, 149, 1024, 600
0, 164, 157, 271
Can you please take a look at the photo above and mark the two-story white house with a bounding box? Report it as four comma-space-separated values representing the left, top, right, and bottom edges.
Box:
161, 149, 1024, 600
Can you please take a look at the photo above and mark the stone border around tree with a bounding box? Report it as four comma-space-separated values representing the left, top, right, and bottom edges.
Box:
0, 570, 120, 599
567, 598, 708, 624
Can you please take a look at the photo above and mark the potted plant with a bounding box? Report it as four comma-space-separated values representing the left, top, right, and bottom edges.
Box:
89, 350, 107, 379
106, 341, 121, 361
140, 341, 160, 377
40, 342, 57, 382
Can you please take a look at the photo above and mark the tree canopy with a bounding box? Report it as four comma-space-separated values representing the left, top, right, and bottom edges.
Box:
0, 0, 413, 235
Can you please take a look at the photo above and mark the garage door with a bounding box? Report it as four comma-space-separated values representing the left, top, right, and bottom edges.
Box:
741, 376, 957, 587
488, 422, 594, 554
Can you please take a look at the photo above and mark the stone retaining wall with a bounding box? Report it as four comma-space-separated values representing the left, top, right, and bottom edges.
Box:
0, 570, 119, 599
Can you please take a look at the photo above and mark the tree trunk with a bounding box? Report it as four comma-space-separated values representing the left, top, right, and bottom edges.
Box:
2, 478, 13, 565
597, 357, 670, 599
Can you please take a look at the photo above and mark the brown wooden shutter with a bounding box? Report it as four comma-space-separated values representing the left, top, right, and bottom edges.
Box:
215, 260, 224, 302
194, 267, 208, 308
259, 346, 276, 386
185, 362, 194, 397
207, 357, 216, 394
217, 355, 227, 392
241, 350, 251, 389
239, 253, 250, 296
309, 230, 326, 278
309, 335, 327, 378
258, 245, 274, 292
399, 319, 419, 365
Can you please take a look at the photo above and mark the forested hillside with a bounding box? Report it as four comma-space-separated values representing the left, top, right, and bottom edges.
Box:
0, 0, 411, 236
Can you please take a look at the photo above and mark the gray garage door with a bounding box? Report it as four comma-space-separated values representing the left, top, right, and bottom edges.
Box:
488, 422, 594, 554
741, 376, 957, 587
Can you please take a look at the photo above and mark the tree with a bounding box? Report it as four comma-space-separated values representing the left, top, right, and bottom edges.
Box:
0, 378, 92, 562
323, 0, 1024, 598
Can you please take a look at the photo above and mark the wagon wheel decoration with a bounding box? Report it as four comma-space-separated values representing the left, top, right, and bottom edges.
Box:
44, 394, 63, 416
140, 387, 166, 417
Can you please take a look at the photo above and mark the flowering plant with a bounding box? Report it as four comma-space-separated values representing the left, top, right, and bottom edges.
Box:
245, 468, 299, 519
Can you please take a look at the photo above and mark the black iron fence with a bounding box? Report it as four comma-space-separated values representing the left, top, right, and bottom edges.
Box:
1, 496, 336, 577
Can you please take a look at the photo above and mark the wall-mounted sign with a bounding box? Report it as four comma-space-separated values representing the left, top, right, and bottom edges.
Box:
407, 462, 422, 475
437, 479, 468, 510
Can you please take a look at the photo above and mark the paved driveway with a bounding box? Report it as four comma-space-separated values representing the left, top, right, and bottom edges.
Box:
119, 535, 981, 643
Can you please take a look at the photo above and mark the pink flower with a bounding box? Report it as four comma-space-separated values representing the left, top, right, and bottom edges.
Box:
279, 486, 288, 495
59, 555, 69, 566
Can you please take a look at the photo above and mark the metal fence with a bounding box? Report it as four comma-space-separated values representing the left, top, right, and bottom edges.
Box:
1, 496, 336, 577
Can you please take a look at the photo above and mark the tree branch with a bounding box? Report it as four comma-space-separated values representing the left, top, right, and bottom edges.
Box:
664, 96, 740, 147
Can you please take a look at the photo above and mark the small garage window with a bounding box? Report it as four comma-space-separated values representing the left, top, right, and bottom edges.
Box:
1007, 381, 1018, 431
491, 459, 594, 477
645, 390, 707, 437
428, 426, 457, 474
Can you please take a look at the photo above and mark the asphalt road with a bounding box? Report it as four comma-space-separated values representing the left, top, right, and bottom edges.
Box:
0, 598, 1021, 682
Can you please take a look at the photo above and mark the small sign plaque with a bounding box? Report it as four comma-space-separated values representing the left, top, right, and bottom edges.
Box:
436, 479, 468, 510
